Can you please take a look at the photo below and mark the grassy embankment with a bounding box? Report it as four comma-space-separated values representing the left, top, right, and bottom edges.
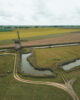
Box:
29, 45, 80, 70
0, 53, 72, 100
0, 28, 80, 45
28, 45, 80, 98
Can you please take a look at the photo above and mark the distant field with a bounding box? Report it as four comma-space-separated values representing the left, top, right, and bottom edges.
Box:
0, 28, 80, 41
0, 29, 13, 32
29, 45, 80, 70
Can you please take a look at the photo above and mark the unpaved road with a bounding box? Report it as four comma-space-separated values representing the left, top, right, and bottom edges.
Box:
3, 52, 79, 100
0, 33, 80, 48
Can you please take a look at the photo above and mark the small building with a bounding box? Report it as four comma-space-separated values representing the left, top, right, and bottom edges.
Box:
14, 40, 21, 50
14, 31, 21, 51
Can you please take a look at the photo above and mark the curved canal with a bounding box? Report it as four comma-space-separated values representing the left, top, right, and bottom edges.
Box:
21, 43, 80, 74
0, 43, 80, 75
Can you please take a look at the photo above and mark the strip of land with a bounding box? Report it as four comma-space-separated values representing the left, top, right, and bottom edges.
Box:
0, 33, 80, 48
21, 33, 80, 46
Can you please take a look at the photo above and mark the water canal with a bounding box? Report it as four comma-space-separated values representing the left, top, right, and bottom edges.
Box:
0, 43, 80, 74
21, 53, 53, 75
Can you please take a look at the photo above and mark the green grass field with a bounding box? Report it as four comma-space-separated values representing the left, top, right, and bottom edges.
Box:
28, 45, 80, 98
29, 45, 80, 70
0, 55, 14, 74
0, 54, 72, 100
0, 46, 80, 99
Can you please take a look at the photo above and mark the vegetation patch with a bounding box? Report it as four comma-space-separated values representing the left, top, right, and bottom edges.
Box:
0, 55, 14, 76
0, 29, 13, 32
0, 52, 72, 100
28, 45, 80, 71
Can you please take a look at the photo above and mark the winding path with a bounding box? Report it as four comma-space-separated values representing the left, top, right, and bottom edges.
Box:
3, 52, 79, 100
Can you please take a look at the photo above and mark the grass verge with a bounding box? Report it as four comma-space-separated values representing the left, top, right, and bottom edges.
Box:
0, 53, 73, 100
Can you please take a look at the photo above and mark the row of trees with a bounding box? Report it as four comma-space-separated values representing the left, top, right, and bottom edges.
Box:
0, 25, 80, 29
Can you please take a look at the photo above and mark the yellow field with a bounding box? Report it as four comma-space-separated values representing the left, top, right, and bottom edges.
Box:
0, 28, 80, 41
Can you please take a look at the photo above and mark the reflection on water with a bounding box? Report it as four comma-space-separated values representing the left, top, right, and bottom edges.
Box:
0, 43, 80, 72
62, 59, 80, 71
31, 43, 80, 49
0, 49, 8, 52
21, 53, 53, 75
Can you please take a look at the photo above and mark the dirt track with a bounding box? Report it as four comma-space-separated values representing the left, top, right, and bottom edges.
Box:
2, 52, 79, 100
0, 33, 80, 48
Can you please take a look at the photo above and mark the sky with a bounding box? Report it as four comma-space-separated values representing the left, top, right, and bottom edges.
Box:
0, 0, 80, 25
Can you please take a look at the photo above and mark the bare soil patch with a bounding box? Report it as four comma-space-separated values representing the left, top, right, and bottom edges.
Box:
0, 33, 80, 48
21, 33, 80, 46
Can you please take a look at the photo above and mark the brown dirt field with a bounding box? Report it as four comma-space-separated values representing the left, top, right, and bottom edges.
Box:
21, 33, 80, 46
0, 33, 80, 48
